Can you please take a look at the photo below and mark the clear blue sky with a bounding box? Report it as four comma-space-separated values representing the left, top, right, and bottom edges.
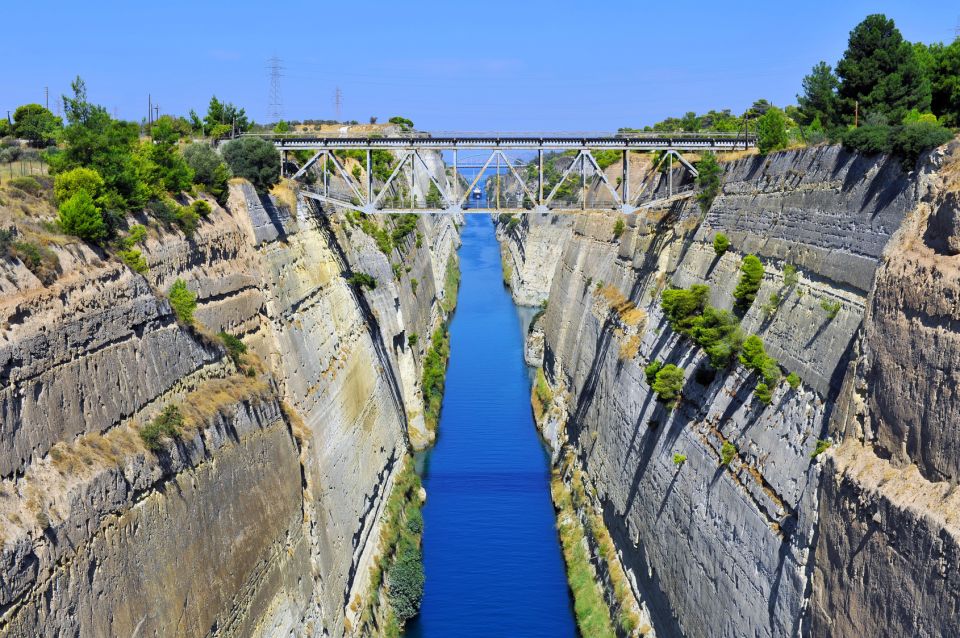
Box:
3, 0, 956, 131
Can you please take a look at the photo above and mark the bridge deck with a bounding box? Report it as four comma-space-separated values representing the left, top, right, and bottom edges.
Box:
260, 133, 755, 152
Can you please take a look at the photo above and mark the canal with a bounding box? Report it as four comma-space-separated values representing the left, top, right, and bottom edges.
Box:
405, 213, 576, 637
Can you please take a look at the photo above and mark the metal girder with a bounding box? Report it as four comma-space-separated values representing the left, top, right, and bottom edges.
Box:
412, 150, 452, 208
292, 150, 323, 180
372, 152, 413, 208
457, 152, 497, 208
497, 150, 538, 209
544, 150, 584, 206
583, 151, 622, 207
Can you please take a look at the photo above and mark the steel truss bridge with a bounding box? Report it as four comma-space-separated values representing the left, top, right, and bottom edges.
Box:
261, 133, 756, 215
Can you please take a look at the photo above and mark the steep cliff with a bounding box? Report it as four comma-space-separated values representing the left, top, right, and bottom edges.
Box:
499, 142, 957, 637
0, 177, 459, 636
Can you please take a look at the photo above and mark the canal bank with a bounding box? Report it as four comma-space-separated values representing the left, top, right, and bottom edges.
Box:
405, 214, 576, 637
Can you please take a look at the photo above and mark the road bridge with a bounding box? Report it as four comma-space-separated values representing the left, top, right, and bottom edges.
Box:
256, 132, 756, 215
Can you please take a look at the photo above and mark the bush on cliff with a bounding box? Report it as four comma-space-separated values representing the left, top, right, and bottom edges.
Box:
661, 284, 710, 334
388, 537, 424, 622
221, 136, 280, 193
652, 364, 685, 403
713, 232, 729, 256
422, 326, 450, 432
347, 272, 377, 290
689, 306, 743, 368
168, 278, 197, 324
140, 404, 183, 451
733, 255, 764, 311
696, 151, 722, 213
644, 360, 663, 386
58, 190, 107, 242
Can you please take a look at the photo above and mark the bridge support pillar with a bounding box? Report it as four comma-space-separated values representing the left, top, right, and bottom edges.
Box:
623, 149, 629, 204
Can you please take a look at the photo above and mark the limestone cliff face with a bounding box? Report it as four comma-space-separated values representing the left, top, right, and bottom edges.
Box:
810, 142, 960, 637
501, 144, 954, 637
0, 180, 459, 636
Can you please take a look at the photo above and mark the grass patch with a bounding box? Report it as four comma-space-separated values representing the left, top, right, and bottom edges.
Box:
140, 404, 184, 451
441, 254, 460, 313
422, 326, 451, 433
532, 367, 554, 420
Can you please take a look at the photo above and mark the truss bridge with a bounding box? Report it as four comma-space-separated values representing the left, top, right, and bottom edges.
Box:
258, 132, 756, 215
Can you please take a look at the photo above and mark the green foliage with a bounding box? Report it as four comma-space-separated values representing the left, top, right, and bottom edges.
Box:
12, 103, 61, 146
915, 39, 960, 126
221, 137, 280, 193
387, 538, 423, 622
712, 232, 729, 256
58, 190, 107, 241
175, 203, 200, 236
192, 199, 212, 217
756, 107, 790, 154
183, 143, 231, 204
8, 176, 42, 196
739, 335, 781, 385
425, 181, 443, 208
140, 404, 183, 451
690, 306, 743, 368
123, 224, 147, 247
613, 218, 625, 238
761, 293, 782, 318
841, 120, 953, 168
783, 263, 799, 288
141, 118, 194, 194
644, 360, 663, 386
347, 272, 377, 290
167, 278, 197, 324
390, 213, 419, 246
388, 116, 414, 130
118, 248, 148, 274
200, 96, 250, 135
54, 166, 104, 204
407, 333, 418, 347
696, 151, 722, 213
797, 61, 839, 126
652, 364, 685, 402
786, 372, 801, 390
422, 326, 451, 432
441, 255, 460, 313
534, 368, 554, 408
218, 331, 247, 368
811, 439, 832, 458
720, 441, 737, 466
754, 382, 773, 405
673, 453, 687, 466
836, 14, 931, 126
733, 255, 764, 311
410, 278, 418, 294
1, 234, 60, 284
821, 299, 841, 319
273, 120, 290, 133
661, 284, 710, 334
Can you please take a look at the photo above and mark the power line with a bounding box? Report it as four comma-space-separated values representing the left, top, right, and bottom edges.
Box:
267, 55, 284, 121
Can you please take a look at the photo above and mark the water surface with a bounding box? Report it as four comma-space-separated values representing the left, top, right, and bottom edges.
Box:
406, 214, 576, 637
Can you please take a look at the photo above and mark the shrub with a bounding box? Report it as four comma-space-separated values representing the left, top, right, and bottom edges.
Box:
140, 404, 183, 451
218, 331, 247, 367
410, 278, 418, 294
2, 236, 60, 284
672, 453, 687, 466
783, 263, 799, 288
387, 540, 423, 622
644, 360, 663, 386
652, 364, 685, 402
183, 143, 231, 203
690, 306, 743, 368
811, 439, 831, 458
118, 248, 148, 274
58, 190, 107, 241
8, 176, 42, 196
347, 272, 377, 290
613, 218, 625, 238
168, 278, 197, 324
661, 284, 710, 334
754, 382, 773, 405
407, 333, 418, 347
696, 151, 722, 212
176, 204, 200, 236
124, 224, 147, 247
786, 372, 801, 389
713, 232, 729, 256
192, 199, 212, 217
739, 335, 781, 384
821, 299, 841, 319
421, 327, 450, 431
841, 124, 891, 155
890, 121, 954, 169
720, 441, 737, 466
221, 136, 280, 192
761, 293, 781, 318
733, 255, 764, 311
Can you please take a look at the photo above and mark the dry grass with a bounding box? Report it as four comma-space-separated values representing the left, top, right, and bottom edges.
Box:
178, 373, 271, 433
271, 179, 299, 213
619, 335, 641, 361
597, 284, 645, 328
716, 148, 759, 163
281, 400, 311, 445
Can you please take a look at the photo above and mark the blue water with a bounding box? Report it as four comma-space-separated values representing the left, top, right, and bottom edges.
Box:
405, 214, 576, 638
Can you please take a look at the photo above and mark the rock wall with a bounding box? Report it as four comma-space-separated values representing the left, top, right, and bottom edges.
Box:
0, 176, 459, 636
502, 144, 956, 637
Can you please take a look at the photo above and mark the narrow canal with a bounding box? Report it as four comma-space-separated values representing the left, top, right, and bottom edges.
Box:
405, 213, 576, 637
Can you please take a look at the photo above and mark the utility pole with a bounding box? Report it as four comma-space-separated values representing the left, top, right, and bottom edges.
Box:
44, 86, 48, 110
148, 94, 152, 126
267, 55, 284, 121
334, 86, 342, 121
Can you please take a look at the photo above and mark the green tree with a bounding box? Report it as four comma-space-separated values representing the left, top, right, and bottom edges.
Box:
168, 278, 197, 324
388, 540, 424, 622
796, 61, 839, 127
696, 151, 722, 212
388, 116, 414, 130
141, 117, 194, 194
221, 136, 280, 192
53, 166, 104, 204
203, 96, 250, 134
652, 364, 685, 402
835, 14, 931, 125
273, 120, 290, 133
919, 39, 960, 126
756, 107, 789, 154
58, 190, 107, 241
183, 143, 231, 203
12, 104, 61, 147
733, 255, 764, 311
713, 232, 730, 256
